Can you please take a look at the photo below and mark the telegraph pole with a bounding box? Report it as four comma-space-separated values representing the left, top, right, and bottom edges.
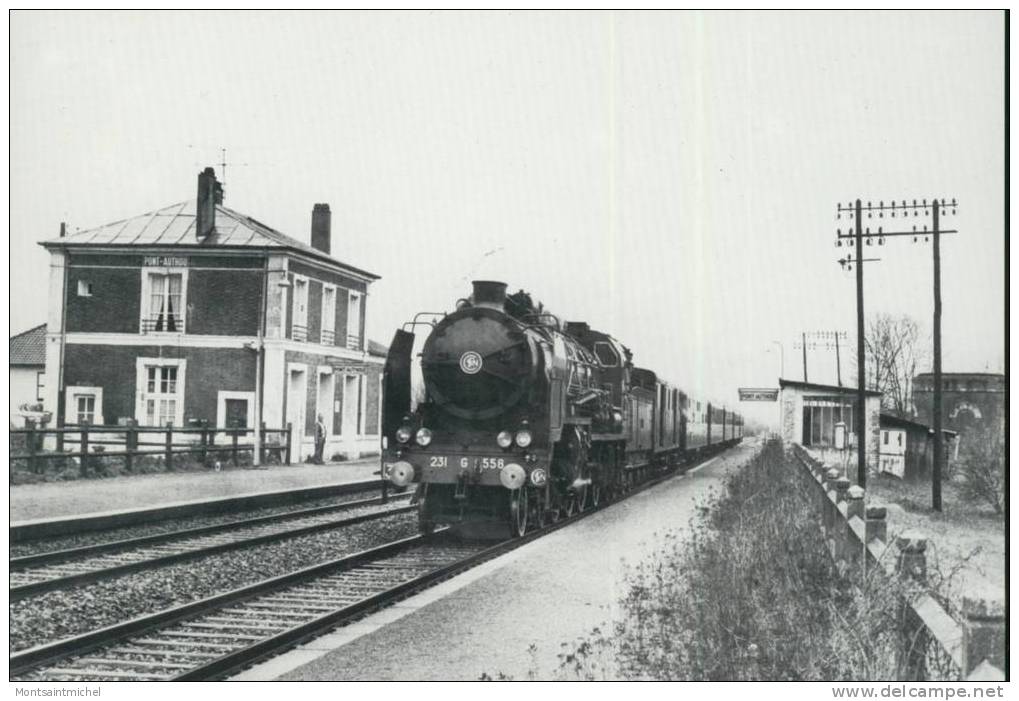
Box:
834, 331, 842, 386
932, 203, 943, 511
795, 331, 848, 385
853, 199, 866, 488
835, 198, 957, 507
802, 332, 808, 381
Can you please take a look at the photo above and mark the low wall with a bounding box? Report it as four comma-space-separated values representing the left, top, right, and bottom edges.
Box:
790, 443, 1005, 681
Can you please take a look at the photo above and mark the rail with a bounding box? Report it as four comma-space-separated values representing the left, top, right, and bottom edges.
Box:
11, 421, 293, 480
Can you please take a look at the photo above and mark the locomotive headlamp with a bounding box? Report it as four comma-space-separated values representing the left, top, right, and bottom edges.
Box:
499, 463, 526, 490
415, 427, 433, 446
496, 431, 513, 449
529, 468, 547, 487
395, 426, 413, 444
514, 429, 533, 448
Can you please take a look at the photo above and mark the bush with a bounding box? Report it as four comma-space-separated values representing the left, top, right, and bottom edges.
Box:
958, 428, 1005, 515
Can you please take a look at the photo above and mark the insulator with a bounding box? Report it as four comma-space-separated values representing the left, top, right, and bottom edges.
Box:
866, 237, 872, 245
836, 240, 842, 247
925, 236, 929, 242
913, 236, 917, 243
837, 212, 841, 219
952, 209, 956, 215
879, 237, 884, 245
847, 265, 852, 271
891, 210, 896, 217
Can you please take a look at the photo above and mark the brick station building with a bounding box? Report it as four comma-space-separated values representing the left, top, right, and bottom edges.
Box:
41, 168, 384, 461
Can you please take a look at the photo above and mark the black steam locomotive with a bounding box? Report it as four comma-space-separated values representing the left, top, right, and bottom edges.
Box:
382, 281, 743, 537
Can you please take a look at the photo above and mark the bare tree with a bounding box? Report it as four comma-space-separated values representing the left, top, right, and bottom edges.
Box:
854, 314, 928, 416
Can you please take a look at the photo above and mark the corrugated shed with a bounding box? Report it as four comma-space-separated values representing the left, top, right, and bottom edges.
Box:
10, 324, 46, 366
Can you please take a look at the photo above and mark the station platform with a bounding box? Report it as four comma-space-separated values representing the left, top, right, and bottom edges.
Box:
9, 458, 383, 524
236, 438, 763, 681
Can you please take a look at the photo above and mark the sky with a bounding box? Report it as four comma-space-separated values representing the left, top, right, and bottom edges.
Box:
9, 11, 1006, 428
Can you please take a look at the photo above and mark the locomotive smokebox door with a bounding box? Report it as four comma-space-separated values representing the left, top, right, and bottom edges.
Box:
383, 329, 415, 438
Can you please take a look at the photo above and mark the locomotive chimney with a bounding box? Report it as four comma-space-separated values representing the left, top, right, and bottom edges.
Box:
471, 280, 507, 310
311, 203, 331, 255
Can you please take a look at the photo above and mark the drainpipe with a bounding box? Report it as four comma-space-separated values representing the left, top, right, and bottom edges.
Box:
252, 256, 269, 466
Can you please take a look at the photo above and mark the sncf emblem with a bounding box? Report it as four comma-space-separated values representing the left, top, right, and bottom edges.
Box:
460, 351, 483, 375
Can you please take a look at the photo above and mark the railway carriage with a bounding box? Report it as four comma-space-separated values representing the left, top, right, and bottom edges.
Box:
382, 281, 742, 537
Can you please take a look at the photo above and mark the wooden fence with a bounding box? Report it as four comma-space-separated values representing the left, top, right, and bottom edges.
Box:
11, 420, 293, 479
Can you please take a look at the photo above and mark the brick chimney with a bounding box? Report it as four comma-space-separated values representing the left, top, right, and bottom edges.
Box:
196, 167, 223, 240
311, 203, 331, 255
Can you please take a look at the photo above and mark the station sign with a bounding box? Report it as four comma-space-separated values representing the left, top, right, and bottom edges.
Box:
143, 255, 190, 267
738, 388, 779, 402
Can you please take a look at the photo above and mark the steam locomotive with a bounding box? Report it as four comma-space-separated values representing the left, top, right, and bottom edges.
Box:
382, 281, 743, 537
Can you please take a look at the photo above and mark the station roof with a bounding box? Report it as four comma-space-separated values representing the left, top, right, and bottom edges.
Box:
10, 324, 46, 366
880, 412, 958, 438
40, 200, 379, 281
778, 378, 882, 397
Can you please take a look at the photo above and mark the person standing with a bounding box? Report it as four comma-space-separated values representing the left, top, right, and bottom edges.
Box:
313, 414, 327, 465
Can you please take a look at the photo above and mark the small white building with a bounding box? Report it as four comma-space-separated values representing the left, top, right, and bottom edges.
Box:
10, 324, 47, 426
779, 378, 882, 474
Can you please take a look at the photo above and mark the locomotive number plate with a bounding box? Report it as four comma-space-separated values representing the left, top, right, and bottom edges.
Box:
428, 455, 506, 470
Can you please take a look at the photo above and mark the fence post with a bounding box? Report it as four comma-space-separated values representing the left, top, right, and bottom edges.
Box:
26, 419, 38, 475
79, 422, 90, 477
865, 506, 887, 544
895, 533, 928, 584
165, 421, 173, 470
284, 422, 292, 465
961, 597, 1006, 676
125, 419, 137, 473
232, 429, 239, 466
895, 533, 930, 681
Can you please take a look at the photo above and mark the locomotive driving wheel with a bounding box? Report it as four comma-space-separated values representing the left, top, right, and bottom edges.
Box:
509, 488, 528, 538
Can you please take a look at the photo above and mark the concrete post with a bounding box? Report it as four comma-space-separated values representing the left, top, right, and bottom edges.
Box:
846, 485, 865, 520
962, 597, 1006, 674
865, 506, 887, 543
895, 533, 928, 584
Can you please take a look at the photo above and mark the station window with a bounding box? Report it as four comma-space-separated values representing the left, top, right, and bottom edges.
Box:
65, 385, 103, 427
347, 292, 361, 349
77, 280, 93, 297
136, 359, 186, 427
801, 396, 855, 448
142, 270, 186, 333
35, 371, 44, 402
76, 395, 96, 424
292, 277, 309, 341
321, 285, 337, 345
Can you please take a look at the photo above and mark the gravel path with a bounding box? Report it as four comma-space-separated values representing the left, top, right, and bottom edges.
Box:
10, 511, 417, 653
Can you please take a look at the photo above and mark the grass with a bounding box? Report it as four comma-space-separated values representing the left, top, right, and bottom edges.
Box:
866, 473, 1004, 606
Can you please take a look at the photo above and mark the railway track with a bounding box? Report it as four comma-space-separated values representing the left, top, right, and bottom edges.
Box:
11, 448, 736, 682
10, 495, 414, 600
